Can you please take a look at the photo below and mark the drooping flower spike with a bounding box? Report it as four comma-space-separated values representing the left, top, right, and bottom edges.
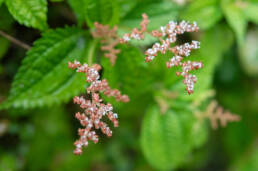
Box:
120, 14, 203, 94
68, 61, 129, 155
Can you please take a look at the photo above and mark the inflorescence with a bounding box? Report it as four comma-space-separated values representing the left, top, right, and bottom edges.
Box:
120, 14, 203, 94
68, 61, 129, 155
91, 22, 121, 65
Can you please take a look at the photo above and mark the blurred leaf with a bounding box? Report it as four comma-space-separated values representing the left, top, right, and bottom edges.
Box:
239, 28, 258, 76
0, 0, 4, 7
0, 37, 10, 60
180, 0, 223, 30
0, 5, 14, 30
0, 153, 18, 171
5, 0, 48, 30
221, 0, 247, 45
102, 45, 152, 100
243, 2, 258, 24
230, 141, 258, 171
21, 106, 72, 170
117, 0, 137, 18
120, 1, 179, 30
0, 27, 90, 110
84, 0, 120, 28
67, 0, 85, 26
50, 0, 63, 2
140, 105, 199, 170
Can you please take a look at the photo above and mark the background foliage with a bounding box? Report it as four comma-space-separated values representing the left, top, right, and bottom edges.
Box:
0, 0, 257, 170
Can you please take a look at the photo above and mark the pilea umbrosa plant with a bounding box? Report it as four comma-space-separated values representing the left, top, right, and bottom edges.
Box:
1, 0, 256, 170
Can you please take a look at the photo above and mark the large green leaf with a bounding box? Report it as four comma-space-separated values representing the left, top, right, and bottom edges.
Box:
140, 105, 199, 170
5, 0, 48, 30
180, 0, 223, 30
0, 27, 90, 110
221, 0, 247, 45
84, 0, 119, 28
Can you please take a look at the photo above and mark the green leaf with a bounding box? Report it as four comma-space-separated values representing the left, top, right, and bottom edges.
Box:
0, 0, 4, 7
102, 45, 152, 99
5, 0, 48, 30
120, 1, 179, 30
221, 0, 247, 45
0, 5, 14, 30
67, 0, 85, 26
239, 28, 258, 76
84, 0, 120, 28
0, 37, 10, 60
243, 2, 258, 24
180, 0, 223, 30
0, 27, 90, 110
140, 105, 196, 170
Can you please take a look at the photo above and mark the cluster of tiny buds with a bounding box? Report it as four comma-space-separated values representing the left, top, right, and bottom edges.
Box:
68, 60, 129, 155
120, 13, 202, 94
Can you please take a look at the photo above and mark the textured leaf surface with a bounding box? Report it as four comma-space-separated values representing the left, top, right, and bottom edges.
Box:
5, 0, 48, 30
180, 0, 223, 30
141, 105, 197, 170
84, 0, 119, 28
0, 27, 89, 109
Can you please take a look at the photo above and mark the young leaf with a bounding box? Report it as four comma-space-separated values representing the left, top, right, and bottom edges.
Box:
221, 0, 247, 45
141, 105, 196, 170
5, 0, 48, 30
0, 27, 90, 109
84, 0, 120, 28
180, 0, 223, 30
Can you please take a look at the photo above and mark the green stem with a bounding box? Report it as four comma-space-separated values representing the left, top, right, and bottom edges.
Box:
88, 39, 98, 65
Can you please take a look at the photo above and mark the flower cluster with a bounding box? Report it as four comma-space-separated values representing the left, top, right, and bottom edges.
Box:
120, 14, 202, 94
91, 22, 120, 65
119, 13, 149, 43
68, 61, 129, 155
203, 101, 241, 129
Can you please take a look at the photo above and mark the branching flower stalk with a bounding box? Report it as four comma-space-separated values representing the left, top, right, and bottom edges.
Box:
91, 22, 121, 65
120, 14, 203, 94
196, 100, 241, 129
68, 61, 129, 155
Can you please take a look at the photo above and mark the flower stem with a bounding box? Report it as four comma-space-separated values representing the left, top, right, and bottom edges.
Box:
88, 39, 98, 66
0, 30, 31, 50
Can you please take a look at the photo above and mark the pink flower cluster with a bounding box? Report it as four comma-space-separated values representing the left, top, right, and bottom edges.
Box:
68, 61, 129, 155
120, 14, 203, 94
92, 22, 120, 65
